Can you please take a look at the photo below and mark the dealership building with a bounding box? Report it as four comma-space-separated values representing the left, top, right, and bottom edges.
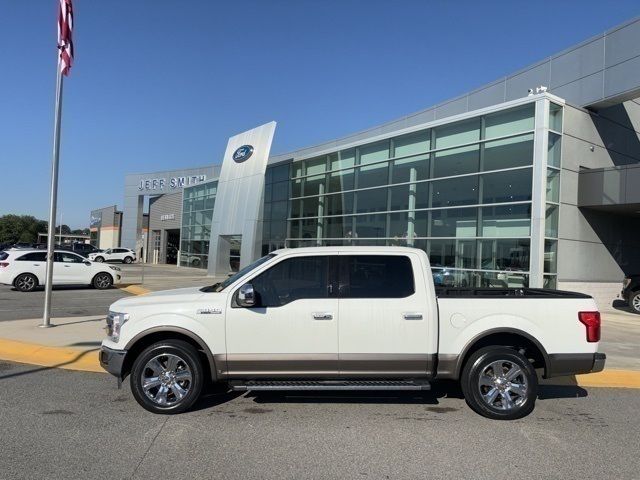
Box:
93, 17, 640, 303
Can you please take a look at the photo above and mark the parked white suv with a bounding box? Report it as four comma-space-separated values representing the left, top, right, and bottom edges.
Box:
0, 249, 122, 292
100, 246, 605, 420
89, 248, 136, 264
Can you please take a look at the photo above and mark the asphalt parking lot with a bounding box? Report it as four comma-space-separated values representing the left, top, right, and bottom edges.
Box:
0, 263, 213, 322
0, 284, 131, 321
0, 360, 639, 480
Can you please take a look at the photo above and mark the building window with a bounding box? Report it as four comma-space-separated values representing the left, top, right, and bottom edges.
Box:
180, 181, 217, 269
284, 102, 536, 287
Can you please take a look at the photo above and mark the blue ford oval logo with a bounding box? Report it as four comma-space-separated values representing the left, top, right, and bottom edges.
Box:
233, 145, 254, 163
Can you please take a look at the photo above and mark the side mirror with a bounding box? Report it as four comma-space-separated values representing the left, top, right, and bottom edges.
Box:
238, 283, 255, 307
84, 261, 92, 266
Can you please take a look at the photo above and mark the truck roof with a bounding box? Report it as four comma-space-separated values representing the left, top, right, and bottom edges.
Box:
270, 246, 426, 255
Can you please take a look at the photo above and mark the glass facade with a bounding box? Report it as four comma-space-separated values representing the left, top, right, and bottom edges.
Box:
262, 162, 291, 255
284, 103, 541, 287
543, 102, 563, 289
180, 181, 217, 269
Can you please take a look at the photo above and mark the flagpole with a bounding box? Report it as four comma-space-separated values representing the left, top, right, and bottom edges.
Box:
41, 66, 64, 328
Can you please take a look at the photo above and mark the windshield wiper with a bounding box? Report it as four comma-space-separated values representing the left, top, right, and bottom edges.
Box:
200, 282, 221, 293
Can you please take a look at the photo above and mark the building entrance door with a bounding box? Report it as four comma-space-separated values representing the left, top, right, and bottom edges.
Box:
228, 235, 241, 272
165, 229, 180, 265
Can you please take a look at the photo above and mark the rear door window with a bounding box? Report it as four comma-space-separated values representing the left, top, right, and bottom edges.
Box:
16, 252, 47, 262
340, 255, 414, 298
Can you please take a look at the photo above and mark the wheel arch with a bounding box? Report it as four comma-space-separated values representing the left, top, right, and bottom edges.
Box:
449, 328, 550, 380
122, 327, 218, 383
13, 272, 39, 288
92, 271, 114, 286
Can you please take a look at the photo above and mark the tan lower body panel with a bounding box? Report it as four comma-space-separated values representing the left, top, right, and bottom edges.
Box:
220, 353, 435, 379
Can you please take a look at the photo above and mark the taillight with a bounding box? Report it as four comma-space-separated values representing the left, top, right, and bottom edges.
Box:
578, 311, 601, 342
0, 262, 9, 268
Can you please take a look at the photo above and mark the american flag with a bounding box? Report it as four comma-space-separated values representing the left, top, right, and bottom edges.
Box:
58, 0, 74, 76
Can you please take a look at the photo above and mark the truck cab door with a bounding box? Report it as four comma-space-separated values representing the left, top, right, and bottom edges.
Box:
337, 253, 434, 377
225, 255, 339, 378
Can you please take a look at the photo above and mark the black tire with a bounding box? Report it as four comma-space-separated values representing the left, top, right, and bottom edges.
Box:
460, 346, 537, 420
14, 273, 38, 292
92, 272, 113, 289
123, 256, 133, 264
94, 256, 104, 263
628, 291, 640, 314
130, 340, 204, 414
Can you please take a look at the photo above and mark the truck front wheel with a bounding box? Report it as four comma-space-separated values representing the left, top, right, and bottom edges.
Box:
130, 340, 204, 414
460, 346, 537, 420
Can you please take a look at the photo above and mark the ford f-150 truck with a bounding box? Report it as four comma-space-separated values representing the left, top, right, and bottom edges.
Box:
100, 247, 605, 420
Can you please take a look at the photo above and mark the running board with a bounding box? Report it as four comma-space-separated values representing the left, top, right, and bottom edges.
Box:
230, 379, 431, 391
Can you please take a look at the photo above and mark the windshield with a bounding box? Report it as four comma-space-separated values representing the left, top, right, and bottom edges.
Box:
203, 254, 276, 293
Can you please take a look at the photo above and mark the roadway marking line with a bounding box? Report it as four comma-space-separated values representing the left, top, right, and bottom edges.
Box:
0, 338, 103, 373
117, 285, 151, 296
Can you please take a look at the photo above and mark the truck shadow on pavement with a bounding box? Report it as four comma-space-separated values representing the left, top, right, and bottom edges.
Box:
190, 378, 587, 410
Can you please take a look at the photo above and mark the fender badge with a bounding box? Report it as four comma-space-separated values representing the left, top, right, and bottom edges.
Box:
197, 308, 222, 315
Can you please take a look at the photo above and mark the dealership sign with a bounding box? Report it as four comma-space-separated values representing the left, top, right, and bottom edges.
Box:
232, 145, 254, 163
138, 174, 207, 191
90, 214, 102, 228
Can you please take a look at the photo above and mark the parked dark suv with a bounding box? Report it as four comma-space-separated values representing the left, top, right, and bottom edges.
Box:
621, 275, 640, 313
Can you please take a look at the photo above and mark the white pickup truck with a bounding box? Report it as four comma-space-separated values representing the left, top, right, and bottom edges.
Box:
100, 247, 605, 420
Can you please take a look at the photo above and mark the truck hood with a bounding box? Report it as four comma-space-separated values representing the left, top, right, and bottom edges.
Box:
110, 286, 211, 311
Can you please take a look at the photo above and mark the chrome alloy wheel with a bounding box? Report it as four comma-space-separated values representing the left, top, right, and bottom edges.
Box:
95, 274, 111, 289
632, 294, 640, 312
477, 360, 528, 411
16, 275, 36, 291
141, 354, 193, 407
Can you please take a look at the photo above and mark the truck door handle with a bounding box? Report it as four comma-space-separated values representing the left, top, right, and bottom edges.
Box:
403, 312, 423, 320
64, 265, 71, 268
312, 312, 333, 320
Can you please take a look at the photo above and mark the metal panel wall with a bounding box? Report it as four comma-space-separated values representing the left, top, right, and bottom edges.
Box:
207, 122, 277, 276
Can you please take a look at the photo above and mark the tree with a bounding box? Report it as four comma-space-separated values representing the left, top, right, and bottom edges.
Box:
0, 215, 48, 244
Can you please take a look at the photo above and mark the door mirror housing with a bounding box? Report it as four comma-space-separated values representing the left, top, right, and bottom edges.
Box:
238, 283, 255, 307
84, 261, 92, 266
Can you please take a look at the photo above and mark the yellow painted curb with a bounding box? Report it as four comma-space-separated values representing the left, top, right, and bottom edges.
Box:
1, 337, 639, 386
574, 369, 640, 389
118, 284, 151, 296
0, 338, 102, 373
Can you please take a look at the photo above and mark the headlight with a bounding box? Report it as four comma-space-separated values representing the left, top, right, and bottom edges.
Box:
106, 311, 129, 342
109, 266, 121, 271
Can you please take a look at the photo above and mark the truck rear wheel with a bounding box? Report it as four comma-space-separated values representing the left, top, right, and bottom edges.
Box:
460, 346, 537, 420
130, 340, 204, 414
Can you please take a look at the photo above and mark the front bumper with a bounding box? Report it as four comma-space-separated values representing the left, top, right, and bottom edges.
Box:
546, 352, 606, 378
99, 346, 127, 378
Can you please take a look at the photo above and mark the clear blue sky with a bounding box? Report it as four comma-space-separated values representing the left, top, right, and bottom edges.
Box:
1, 0, 638, 229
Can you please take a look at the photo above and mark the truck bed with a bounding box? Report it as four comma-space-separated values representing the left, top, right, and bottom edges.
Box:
435, 287, 591, 299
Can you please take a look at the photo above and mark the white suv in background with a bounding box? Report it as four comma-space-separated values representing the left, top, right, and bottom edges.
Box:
89, 248, 136, 264
0, 249, 122, 292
